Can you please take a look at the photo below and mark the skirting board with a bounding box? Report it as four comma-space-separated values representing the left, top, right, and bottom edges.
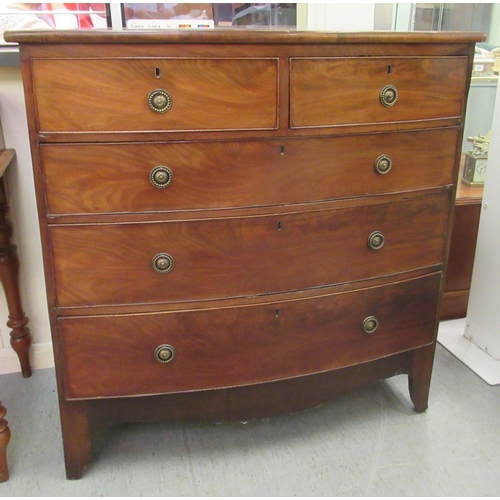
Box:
0, 342, 54, 375
438, 318, 500, 386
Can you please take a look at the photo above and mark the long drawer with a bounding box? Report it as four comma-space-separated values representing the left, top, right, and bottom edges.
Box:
290, 56, 468, 128
41, 128, 458, 215
60, 272, 442, 399
50, 193, 449, 307
32, 57, 278, 132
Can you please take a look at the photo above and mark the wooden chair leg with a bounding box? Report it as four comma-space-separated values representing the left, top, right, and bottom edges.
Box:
0, 177, 32, 378
0, 401, 10, 482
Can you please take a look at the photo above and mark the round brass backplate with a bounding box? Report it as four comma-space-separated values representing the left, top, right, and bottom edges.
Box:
362, 316, 379, 334
150, 166, 173, 188
367, 231, 385, 250
374, 154, 392, 175
152, 253, 175, 274
380, 85, 398, 107
148, 89, 172, 114
154, 344, 176, 364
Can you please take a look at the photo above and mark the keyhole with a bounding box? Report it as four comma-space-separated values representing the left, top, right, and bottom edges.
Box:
280, 145, 285, 155
275, 309, 280, 318
155, 67, 161, 78
277, 221, 282, 231
387, 65, 392, 75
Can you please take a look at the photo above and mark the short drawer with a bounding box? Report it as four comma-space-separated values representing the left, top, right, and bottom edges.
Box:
290, 56, 467, 128
32, 57, 278, 132
50, 193, 449, 307
41, 128, 458, 215
60, 272, 441, 399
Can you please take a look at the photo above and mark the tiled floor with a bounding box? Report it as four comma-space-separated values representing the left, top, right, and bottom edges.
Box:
1, 342, 499, 496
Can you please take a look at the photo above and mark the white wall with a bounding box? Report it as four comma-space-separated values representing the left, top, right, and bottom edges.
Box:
464, 79, 500, 359
306, 3, 375, 31
0, 65, 53, 374
488, 3, 500, 45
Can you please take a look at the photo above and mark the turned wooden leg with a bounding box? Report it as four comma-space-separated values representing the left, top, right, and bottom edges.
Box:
59, 401, 92, 479
0, 401, 10, 482
408, 343, 436, 413
0, 177, 32, 378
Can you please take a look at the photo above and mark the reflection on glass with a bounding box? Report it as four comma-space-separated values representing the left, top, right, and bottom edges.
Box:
123, 3, 296, 29
229, 3, 296, 27
0, 3, 108, 43
123, 3, 214, 22
123, 3, 214, 29
412, 3, 492, 33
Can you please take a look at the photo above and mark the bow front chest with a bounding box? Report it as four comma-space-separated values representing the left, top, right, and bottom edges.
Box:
6, 29, 484, 478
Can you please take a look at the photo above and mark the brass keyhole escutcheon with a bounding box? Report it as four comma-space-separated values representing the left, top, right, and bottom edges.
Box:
374, 155, 392, 175
152, 253, 174, 274
148, 89, 172, 114
150, 166, 173, 188
380, 85, 398, 107
367, 231, 385, 250
362, 316, 379, 334
154, 344, 176, 364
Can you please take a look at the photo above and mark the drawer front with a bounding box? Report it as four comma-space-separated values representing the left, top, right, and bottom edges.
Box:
32, 58, 278, 132
290, 57, 467, 128
41, 128, 458, 215
60, 272, 442, 399
51, 193, 449, 307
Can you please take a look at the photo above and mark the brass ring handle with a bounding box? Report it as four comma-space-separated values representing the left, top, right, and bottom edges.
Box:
150, 166, 173, 188
148, 89, 172, 114
380, 85, 398, 107
367, 231, 385, 250
362, 316, 379, 334
154, 344, 176, 364
374, 155, 392, 175
152, 253, 174, 274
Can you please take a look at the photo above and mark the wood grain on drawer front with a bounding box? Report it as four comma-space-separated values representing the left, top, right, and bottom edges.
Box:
60, 272, 441, 399
41, 128, 458, 215
50, 193, 449, 307
290, 57, 467, 128
32, 58, 278, 132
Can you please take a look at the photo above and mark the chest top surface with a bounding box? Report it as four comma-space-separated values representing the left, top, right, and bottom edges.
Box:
4, 28, 485, 44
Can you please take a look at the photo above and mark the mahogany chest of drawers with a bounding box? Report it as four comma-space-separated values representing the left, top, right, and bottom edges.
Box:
6, 29, 483, 479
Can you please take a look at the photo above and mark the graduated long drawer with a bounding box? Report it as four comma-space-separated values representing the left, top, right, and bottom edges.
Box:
41, 128, 458, 215
50, 193, 450, 307
59, 272, 442, 399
